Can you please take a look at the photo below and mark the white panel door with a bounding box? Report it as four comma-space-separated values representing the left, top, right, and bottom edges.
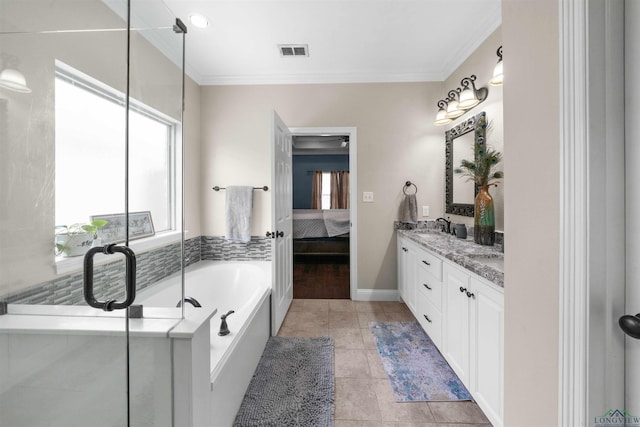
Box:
271, 111, 293, 335
625, 1, 640, 416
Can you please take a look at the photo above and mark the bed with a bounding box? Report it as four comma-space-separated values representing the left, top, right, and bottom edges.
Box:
293, 209, 350, 257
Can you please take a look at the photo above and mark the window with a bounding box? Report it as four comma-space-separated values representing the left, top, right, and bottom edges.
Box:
321, 172, 331, 210
54, 62, 178, 235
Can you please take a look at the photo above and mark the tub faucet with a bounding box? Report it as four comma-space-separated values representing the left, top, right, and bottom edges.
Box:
176, 297, 202, 308
435, 217, 452, 234
218, 310, 235, 336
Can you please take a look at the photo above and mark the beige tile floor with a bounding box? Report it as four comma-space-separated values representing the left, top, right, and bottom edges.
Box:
277, 299, 493, 427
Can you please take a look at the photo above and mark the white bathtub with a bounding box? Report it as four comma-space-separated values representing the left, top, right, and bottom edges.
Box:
138, 260, 272, 426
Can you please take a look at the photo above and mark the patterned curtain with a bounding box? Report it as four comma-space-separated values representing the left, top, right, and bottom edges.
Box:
311, 170, 323, 209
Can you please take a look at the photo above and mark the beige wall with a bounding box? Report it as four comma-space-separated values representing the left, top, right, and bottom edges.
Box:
201, 30, 503, 292
201, 82, 445, 290
503, 0, 560, 425
443, 29, 504, 231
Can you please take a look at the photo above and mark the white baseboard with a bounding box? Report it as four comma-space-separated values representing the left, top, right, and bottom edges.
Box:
354, 289, 400, 301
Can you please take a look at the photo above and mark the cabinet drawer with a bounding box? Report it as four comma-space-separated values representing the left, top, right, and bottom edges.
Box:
417, 266, 442, 310
417, 293, 442, 347
416, 250, 442, 280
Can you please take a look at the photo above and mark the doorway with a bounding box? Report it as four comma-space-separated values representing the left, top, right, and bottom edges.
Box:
289, 127, 358, 300
574, 0, 639, 423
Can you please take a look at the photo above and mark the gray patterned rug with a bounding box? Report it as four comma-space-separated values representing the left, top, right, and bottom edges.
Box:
233, 336, 334, 427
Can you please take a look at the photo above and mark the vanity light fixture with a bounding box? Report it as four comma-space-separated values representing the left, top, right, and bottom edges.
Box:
445, 89, 465, 119
189, 13, 209, 28
489, 46, 503, 86
434, 74, 489, 125
434, 100, 452, 125
0, 68, 31, 93
458, 75, 488, 109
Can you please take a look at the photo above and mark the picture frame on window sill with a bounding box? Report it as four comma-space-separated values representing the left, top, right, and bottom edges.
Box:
90, 211, 155, 244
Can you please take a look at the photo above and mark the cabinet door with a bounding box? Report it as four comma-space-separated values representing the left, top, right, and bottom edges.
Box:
397, 237, 406, 301
417, 289, 443, 347
397, 237, 416, 314
443, 264, 471, 385
469, 277, 504, 426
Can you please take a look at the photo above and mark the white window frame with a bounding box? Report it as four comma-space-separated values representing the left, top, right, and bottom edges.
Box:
54, 61, 183, 274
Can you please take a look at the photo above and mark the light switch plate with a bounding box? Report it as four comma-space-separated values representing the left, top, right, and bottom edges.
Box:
422, 206, 429, 217
363, 192, 374, 202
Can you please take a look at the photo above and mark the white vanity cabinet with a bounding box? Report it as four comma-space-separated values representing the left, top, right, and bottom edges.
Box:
443, 263, 504, 427
443, 263, 472, 385
397, 235, 417, 314
469, 276, 504, 426
415, 250, 444, 347
396, 233, 504, 427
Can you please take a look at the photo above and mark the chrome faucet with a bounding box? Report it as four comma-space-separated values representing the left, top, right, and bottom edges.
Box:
435, 217, 452, 234
176, 297, 202, 308
218, 310, 235, 336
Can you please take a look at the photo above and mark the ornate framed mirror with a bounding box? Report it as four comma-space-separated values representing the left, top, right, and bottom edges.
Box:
445, 111, 486, 217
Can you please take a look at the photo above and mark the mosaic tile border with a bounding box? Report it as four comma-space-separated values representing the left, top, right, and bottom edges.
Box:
2, 235, 268, 306
201, 236, 272, 261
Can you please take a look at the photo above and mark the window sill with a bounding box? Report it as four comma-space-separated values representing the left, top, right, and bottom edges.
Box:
55, 230, 185, 276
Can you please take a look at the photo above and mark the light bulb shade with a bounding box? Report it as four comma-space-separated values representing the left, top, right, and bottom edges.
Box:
434, 108, 451, 125
489, 60, 503, 86
458, 87, 479, 109
189, 14, 209, 28
445, 100, 464, 119
0, 68, 31, 93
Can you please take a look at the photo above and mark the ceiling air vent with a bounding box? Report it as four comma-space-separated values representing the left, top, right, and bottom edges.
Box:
278, 44, 309, 57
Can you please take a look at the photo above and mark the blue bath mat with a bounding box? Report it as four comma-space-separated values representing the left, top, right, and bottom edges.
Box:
370, 321, 472, 402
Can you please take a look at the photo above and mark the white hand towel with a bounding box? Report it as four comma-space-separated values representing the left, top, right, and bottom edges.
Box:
225, 186, 254, 243
399, 193, 418, 224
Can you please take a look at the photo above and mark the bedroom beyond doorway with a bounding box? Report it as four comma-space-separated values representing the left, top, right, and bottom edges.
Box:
291, 134, 351, 299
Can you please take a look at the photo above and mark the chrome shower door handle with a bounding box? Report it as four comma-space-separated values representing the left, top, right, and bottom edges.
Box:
83, 244, 137, 311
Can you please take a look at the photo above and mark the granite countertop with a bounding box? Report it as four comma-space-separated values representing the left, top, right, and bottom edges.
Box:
398, 229, 504, 288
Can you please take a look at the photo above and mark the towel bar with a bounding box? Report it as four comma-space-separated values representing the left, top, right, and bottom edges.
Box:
212, 186, 269, 192
403, 181, 417, 195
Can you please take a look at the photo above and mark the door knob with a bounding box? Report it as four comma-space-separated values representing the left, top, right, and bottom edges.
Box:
619, 313, 640, 339
276, 231, 284, 238
266, 231, 275, 239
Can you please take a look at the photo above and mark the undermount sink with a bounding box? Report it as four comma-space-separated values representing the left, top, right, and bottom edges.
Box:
470, 256, 504, 272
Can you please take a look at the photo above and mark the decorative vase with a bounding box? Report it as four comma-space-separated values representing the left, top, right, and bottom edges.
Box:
474, 185, 495, 246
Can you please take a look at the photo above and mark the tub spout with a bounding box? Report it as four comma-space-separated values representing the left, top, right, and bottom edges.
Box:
176, 297, 202, 308
218, 310, 235, 336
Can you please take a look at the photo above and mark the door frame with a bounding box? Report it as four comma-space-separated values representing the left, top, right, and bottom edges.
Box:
288, 126, 358, 300
559, 0, 626, 425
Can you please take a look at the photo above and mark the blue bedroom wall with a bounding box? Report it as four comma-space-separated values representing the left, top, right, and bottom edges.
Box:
292, 154, 349, 209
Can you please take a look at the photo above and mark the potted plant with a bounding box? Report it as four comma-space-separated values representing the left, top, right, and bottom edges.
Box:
54, 220, 108, 257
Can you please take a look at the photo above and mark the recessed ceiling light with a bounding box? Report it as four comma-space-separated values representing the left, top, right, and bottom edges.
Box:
189, 13, 209, 28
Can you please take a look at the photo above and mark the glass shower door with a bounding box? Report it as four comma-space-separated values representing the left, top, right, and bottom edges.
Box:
0, 0, 185, 425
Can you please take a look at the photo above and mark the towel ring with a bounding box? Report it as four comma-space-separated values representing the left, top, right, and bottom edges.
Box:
403, 181, 417, 195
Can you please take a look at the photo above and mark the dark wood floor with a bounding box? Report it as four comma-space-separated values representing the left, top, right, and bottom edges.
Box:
293, 255, 350, 299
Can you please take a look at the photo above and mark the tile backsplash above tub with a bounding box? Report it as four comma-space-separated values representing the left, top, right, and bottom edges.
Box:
2, 236, 271, 306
